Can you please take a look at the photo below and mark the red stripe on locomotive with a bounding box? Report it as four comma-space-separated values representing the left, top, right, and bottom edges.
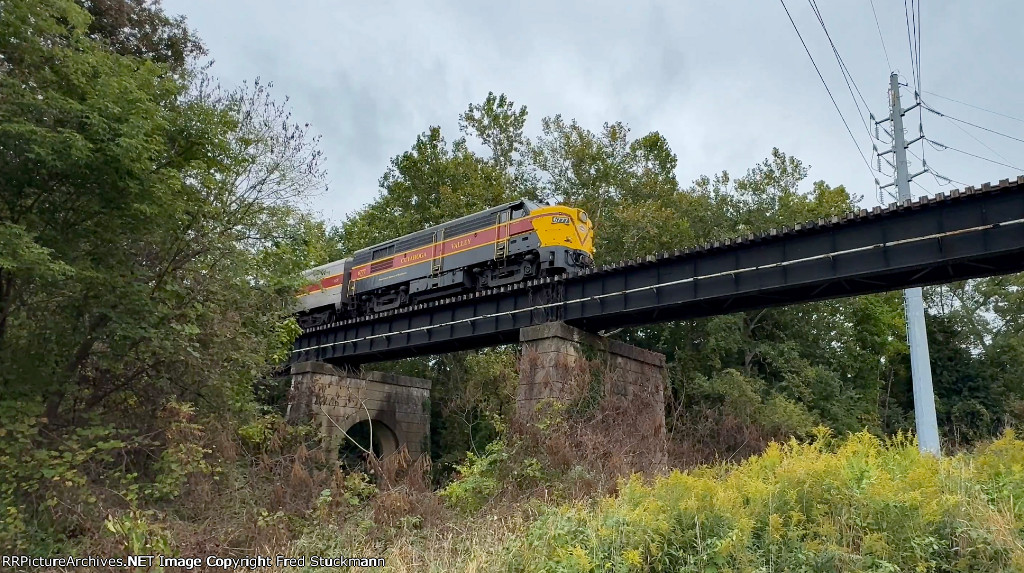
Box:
348, 213, 565, 282
301, 272, 344, 294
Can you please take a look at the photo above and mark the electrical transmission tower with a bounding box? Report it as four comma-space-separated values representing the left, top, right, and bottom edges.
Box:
876, 72, 941, 456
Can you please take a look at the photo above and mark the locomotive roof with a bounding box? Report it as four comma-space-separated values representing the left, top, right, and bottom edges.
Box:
354, 198, 544, 255
303, 257, 350, 273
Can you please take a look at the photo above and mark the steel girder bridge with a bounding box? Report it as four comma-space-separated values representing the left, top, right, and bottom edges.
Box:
293, 177, 1024, 366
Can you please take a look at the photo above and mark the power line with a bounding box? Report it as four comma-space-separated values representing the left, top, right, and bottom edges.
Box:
910, 1, 925, 170
914, 0, 922, 93
930, 169, 967, 187
922, 102, 1024, 145
945, 116, 1015, 166
777, 0, 878, 182
907, 147, 967, 186
926, 138, 1024, 172
922, 90, 1024, 125
896, 2, 926, 177
903, 0, 919, 92
913, 0, 921, 85
806, 0, 872, 130
868, 0, 892, 71
912, 178, 931, 195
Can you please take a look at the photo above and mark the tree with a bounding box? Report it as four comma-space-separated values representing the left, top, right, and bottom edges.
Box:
460, 92, 530, 173
531, 117, 692, 262
0, 0, 325, 426
339, 95, 1024, 467
79, 0, 205, 73
338, 93, 549, 256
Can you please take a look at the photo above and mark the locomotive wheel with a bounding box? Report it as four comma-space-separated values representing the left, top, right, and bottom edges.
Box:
369, 290, 408, 313
481, 260, 536, 288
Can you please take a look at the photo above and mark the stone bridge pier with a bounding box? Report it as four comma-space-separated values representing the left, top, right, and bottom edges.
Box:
517, 322, 668, 472
287, 322, 667, 471
287, 362, 431, 460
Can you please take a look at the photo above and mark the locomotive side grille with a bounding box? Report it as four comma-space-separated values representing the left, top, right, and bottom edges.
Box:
446, 213, 493, 237
370, 258, 394, 273
395, 230, 434, 252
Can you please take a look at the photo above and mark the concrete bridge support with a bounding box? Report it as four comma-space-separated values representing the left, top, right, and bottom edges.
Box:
287, 362, 431, 460
517, 322, 668, 471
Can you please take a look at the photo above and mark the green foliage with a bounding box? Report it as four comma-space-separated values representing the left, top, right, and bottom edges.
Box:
508, 431, 1024, 572
285, 478, 379, 572
0, 0, 324, 424
440, 440, 507, 513
688, 369, 817, 437
4, 0, 1024, 559
337, 472, 379, 508
80, 0, 206, 74
339, 88, 1024, 464
374, 348, 520, 477
0, 400, 122, 553
0, 222, 74, 285
149, 402, 216, 501
440, 439, 543, 513
237, 415, 283, 454
307, 475, 376, 523
338, 129, 539, 255
531, 118, 687, 262
0, 0, 327, 552
103, 510, 173, 558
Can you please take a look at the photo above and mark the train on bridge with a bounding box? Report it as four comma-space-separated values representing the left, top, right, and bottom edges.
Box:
295, 199, 595, 329
291, 179, 1024, 365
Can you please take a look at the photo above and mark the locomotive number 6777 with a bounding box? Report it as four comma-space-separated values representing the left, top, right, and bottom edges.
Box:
295, 199, 596, 329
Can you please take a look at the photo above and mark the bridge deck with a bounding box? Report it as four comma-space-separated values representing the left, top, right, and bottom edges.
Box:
293, 177, 1024, 365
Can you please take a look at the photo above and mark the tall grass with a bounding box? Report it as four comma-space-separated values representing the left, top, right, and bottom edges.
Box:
505, 430, 1024, 572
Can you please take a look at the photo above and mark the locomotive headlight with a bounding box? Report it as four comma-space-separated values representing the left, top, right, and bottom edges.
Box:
579, 211, 588, 223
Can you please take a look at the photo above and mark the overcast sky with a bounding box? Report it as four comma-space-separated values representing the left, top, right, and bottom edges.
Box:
164, 0, 1024, 223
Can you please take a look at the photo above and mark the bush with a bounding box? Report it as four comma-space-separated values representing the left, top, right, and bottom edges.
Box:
0, 400, 130, 554
507, 430, 1024, 572
439, 439, 543, 513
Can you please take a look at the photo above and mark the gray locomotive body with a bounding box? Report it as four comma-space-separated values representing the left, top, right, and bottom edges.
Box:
295, 199, 594, 330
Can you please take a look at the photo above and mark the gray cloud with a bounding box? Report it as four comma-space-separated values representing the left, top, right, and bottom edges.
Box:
164, 0, 1024, 221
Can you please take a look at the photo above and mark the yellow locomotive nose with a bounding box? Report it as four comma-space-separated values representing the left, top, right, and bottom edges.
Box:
577, 210, 593, 251
529, 206, 596, 257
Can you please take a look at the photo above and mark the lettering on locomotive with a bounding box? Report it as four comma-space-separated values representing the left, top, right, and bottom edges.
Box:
448, 238, 472, 250
551, 216, 571, 224
404, 251, 428, 263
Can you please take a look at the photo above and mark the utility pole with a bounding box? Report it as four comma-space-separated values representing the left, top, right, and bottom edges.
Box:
878, 72, 941, 456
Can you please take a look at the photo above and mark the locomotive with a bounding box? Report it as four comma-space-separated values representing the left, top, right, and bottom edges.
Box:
295, 198, 595, 330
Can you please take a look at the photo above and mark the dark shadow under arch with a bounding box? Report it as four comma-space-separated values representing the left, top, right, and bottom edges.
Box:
338, 419, 399, 468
